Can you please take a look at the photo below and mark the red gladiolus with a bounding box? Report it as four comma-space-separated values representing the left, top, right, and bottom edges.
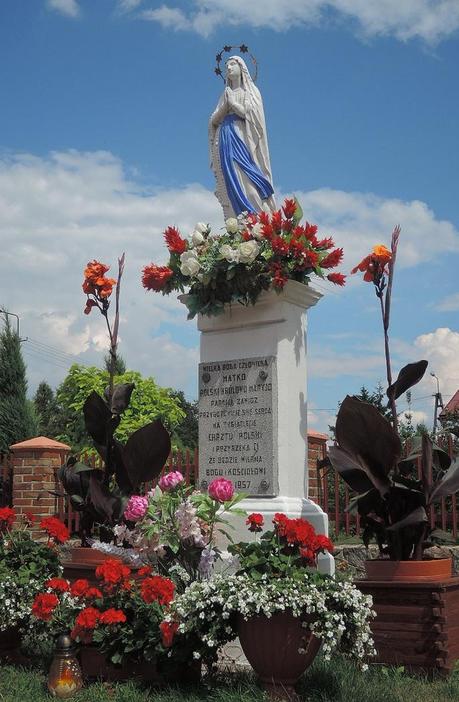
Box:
320, 248, 343, 269
164, 226, 187, 255
40, 517, 69, 544
46, 578, 70, 593
32, 593, 59, 621
99, 609, 127, 625
0, 507, 15, 531
160, 621, 179, 648
327, 272, 346, 286
282, 198, 297, 219
142, 264, 174, 292
140, 576, 175, 605
95, 558, 131, 585
246, 513, 264, 532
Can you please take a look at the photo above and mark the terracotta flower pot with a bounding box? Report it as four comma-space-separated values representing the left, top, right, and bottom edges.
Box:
61, 547, 109, 584
364, 557, 452, 582
79, 645, 159, 683
238, 612, 320, 699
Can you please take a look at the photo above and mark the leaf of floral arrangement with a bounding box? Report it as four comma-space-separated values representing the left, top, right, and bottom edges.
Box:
386, 359, 428, 401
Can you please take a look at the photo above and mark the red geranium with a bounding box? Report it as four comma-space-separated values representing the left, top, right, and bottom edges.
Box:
142, 264, 174, 292
95, 558, 131, 585
164, 226, 187, 254
0, 507, 15, 531
70, 579, 90, 598
99, 609, 127, 625
313, 534, 334, 553
140, 576, 175, 606
40, 516, 69, 544
160, 621, 179, 648
84, 587, 103, 600
74, 607, 100, 630
138, 565, 153, 578
246, 513, 264, 533
32, 593, 59, 621
46, 577, 70, 593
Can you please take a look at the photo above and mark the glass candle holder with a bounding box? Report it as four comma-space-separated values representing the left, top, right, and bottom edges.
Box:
47, 633, 83, 699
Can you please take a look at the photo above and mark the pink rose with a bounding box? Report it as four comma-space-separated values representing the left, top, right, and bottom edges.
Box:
124, 495, 148, 522
208, 478, 234, 503
159, 471, 184, 492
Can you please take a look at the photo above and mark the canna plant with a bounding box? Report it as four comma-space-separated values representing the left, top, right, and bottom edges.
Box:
57, 256, 171, 546
328, 228, 459, 560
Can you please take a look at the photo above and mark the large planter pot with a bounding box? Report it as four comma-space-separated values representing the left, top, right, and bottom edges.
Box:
238, 612, 320, 699
357, 558, 459, 676
79, 645, 160, 684
0, 626, 21, 659
62, 547, 114, 584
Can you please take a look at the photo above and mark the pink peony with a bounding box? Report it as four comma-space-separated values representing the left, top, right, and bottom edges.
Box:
159, 471, 184, 492
208, 478, 234, 503
124, 495, 148, 522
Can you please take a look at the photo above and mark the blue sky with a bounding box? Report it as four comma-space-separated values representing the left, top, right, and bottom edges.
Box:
1, 0, 458, 433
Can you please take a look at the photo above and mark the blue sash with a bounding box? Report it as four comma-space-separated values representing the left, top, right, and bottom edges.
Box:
219, 114, 274, 215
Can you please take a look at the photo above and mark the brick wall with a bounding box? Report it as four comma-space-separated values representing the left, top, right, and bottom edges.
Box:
307, 431, 328, 501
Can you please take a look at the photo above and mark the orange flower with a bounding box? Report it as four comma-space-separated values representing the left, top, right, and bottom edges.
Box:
351, 244, 392, 283
372, 244, 391, 263
82, 260, 117, 306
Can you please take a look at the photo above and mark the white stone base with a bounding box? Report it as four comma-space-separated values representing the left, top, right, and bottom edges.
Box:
221, 495, 335, 576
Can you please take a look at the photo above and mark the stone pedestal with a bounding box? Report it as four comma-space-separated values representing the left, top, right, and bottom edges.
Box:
196, 281, 334, 574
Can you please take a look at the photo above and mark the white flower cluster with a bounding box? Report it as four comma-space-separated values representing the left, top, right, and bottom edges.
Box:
166, 573, 376, 668
175, 499, 206, 547
0, 577, 42, 631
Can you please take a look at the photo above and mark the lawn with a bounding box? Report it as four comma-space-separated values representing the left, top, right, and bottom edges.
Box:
2, 656, 459, 702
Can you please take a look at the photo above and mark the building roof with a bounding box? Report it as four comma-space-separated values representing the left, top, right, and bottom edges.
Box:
440, 388, 459, 416
10, 436, 71, 451
307, 429, 329, 440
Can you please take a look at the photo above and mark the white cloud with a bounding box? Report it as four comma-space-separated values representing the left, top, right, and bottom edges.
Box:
414, 328, 459, 397
436, 292, 459, 312
293, 188, 459, 274
47, 0, 80, 18
116, 0, 144, 14
1, 149, 457, 404
139, 0, 459, 43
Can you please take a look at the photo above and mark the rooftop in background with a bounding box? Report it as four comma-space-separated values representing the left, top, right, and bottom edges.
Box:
440, 389, 459, 417
9, 436, 71, 451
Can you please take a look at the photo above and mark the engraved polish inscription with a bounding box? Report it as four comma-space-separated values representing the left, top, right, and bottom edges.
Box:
198, 356, 278, 496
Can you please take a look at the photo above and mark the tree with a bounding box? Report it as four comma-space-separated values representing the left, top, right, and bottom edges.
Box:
0, 317, 35, 452
54, 364, 185, 452
169, 390, 198, 450
33, 381, 61, 438
103, 352, 126, 376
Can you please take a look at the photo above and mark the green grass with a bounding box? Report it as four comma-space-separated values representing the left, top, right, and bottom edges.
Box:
2, 657, 459, 702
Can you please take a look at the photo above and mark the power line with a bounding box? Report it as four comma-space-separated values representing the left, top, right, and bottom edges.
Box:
27, 337, 77, 361
23, 347, 70, 371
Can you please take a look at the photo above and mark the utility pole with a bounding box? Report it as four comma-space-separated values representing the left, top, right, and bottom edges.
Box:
0, 309, 27, 342
430, 372, 444, 435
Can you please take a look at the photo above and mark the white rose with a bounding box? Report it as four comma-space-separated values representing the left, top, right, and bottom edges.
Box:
180, 250, 201, 277
225, 217, 239, 234
251, 222, 264, 240
220, 244, 240, 263
238, 240, 260, 264
194, 222, 208, 234
191, 230, 205, 247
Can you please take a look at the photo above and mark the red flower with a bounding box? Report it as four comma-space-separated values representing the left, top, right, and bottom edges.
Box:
32, 593, 59, 621
282, 198, 297, 219
142, 264, 174, 292
160, 621, 179, 648
138, 565, 153, 578
46, 578, 70, 593
261, 223, 273, 239
84, 299, 98, 315
299, 547, 315, 563
164, 226, 187, 255
273, 513, 289, 534
271, 236, 289, 256
24, 512, 36, 525
241, 230, 252, 241
140, 576, 175, 606
351, 245, 392, 283
70, 579, 90, 598
95, 558, 131, 585
246, 513, 264, 532
271, 210, 283, 231
40, 517, 69, 544
0, 507, 15, 531
313, 534, 334, 553
75, 607, 100, 630
316, 237, 334, 250
82, 260, 116, 304
304, 223, 318, 239
327, 272, 346, 286
259, 211, 270, 226
84, 587, 103, 600
320, 248, 343, 269
99, 609, 127, 625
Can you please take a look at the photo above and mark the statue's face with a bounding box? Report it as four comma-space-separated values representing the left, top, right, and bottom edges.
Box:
226, 58, 241, 80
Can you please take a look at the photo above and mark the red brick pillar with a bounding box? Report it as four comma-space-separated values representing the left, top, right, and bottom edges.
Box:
10, 436, 70, 524
307, 430, 328, 502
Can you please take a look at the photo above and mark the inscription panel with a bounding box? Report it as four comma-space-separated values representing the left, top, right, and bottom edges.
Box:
198, 356, 278, 496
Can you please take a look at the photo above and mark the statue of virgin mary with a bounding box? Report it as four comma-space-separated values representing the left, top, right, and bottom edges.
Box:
209, 56, 276, 219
